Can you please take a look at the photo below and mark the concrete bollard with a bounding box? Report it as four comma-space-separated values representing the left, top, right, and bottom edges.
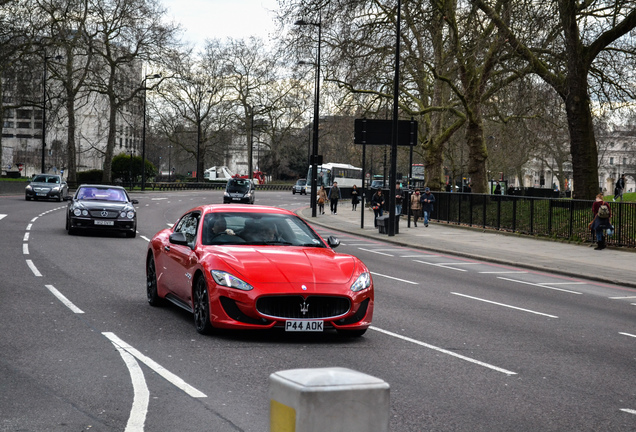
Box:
269, 367, 390, 432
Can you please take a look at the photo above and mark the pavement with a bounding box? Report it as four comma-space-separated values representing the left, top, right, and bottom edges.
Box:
298, 204, 636, 289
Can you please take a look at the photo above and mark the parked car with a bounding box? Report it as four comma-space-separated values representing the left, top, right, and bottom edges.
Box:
146, 204, 374, 336
25, 174, 68, 202
292, 178, 308, 195
223, 177, 255, 204
64, 185, 138, 237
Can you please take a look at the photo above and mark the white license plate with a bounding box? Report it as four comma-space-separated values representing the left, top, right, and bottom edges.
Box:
94, 220, 114, 226
232, 197, 241, 201
37, 193, 47, 196
285, 320, 324, 332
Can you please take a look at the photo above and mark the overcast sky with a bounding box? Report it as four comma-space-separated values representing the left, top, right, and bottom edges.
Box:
161, 0, 281, 48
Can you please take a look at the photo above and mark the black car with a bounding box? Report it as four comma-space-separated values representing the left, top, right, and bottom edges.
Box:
292, 178, 307, 195
25, 174, 68, 201
223, 178, 255, 204
65, 185, 138, 237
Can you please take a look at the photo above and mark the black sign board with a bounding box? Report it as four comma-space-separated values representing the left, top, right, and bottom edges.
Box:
354, 119, 418, 146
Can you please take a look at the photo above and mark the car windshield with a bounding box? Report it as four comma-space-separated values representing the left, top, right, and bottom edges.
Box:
33, 175, 59, 184
201, 212, 325, 247
296, 180, 306, 186
226, 180, 250, 193
77, 187, 127, 202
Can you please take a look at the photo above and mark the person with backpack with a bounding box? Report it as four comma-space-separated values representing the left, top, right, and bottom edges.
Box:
589, 193, 612, 250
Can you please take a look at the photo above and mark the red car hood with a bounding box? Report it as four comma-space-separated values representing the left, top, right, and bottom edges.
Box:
205, 247, 357, 285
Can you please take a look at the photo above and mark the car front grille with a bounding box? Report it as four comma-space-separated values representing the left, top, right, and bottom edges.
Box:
256, 295, 350, 319
88, 210, 119, 218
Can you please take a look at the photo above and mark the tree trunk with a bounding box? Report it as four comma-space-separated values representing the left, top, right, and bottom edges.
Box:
564, 77, 599, 200
465, 115, 488, 193
65, 93, 77, 183
101, 94, 117, 183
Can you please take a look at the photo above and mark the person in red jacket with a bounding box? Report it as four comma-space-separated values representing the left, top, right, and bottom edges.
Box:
589, 193, 612, 250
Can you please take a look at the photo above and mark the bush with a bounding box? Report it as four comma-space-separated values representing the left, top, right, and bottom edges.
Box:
77, 169, 104, 183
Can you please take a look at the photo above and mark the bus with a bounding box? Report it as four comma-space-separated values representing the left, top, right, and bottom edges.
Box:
307, 162, 363, 193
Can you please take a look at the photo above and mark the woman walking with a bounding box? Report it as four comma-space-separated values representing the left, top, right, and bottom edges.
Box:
317, 185, 328, 215
351, 185, 360, 211
410, 188, 422, 227
589, 193, 612, 250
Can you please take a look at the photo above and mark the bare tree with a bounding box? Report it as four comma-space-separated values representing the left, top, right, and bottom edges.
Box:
472, 0, 636, 199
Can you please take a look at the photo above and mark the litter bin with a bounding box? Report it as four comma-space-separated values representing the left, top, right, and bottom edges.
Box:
376, 215, 399, 234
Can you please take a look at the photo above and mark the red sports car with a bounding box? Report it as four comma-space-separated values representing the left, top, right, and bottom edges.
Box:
146, 205, 374, 336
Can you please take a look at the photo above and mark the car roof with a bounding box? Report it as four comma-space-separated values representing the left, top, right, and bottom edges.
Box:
77, 184, 127, 190
190, 204, 295, 216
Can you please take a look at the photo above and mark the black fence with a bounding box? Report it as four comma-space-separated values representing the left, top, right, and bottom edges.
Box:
403, 191, 636, 248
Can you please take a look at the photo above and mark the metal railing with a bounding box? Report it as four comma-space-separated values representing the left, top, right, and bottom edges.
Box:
419, 192, 636, 248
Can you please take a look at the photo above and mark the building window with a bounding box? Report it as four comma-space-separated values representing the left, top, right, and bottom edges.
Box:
17, 109, 32, 119
17, 122, 31, 129
609, 157, 614, 165
3, 121, 14, 128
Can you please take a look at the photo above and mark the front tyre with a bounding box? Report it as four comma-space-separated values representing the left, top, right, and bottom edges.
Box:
193, 276, 214, 335
146, 255, 163, 306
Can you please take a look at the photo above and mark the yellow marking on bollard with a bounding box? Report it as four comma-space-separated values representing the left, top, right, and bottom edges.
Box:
270, 399, 296, 432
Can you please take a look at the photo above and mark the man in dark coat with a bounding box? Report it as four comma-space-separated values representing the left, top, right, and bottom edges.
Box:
420, 187, 435, 227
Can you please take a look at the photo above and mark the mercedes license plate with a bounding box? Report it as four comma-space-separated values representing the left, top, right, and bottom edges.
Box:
94, 220, 114, 226
285, 320, 324, 332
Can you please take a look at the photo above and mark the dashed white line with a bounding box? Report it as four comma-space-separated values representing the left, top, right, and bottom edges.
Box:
479, 271, 528, 274
23, 244, 29, 255
26, 223, 32, 230
102, 332, 207, 398
23, 233, 30, 241
610, 296, 636, 299
620, 408, 636, 415
413, 259, 467, 272
370, 272, 419, 285
370, 326, 517, 375
497, 277, 582, 294
619, 332, 636, 338
0, 214, 7, 221
358, 247, 394, 257
26, 259, 42, 277
45, 285, 84, 313
30, 217, 38, 222
452, 292, 559, 318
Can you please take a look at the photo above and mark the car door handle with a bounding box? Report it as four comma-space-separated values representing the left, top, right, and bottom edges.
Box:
164, 246, 170, 251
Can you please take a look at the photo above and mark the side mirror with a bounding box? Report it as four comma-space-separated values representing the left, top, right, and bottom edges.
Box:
327, 236, 340, 249
63, 195, 72, 201
169, 231, 189, 246
131, 199, 139, 204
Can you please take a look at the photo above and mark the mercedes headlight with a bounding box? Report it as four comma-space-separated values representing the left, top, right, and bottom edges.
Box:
210, 270, 253, 291
350, 272, 371, 292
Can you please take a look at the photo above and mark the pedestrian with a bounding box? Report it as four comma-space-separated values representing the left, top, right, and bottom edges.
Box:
410, 188, 422, 227
613, 174, 626, 202
588, 193, 612, 250
420, 187, 435, 227
328, 181, 341, 214
317, 185, 328, 215
494, 181, 502, 195
371, 189, 385, 227
351, 184, 360, 211
395, 183, 403, 216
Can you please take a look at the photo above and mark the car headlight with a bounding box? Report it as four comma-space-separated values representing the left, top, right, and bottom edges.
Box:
126, 210, 135, 219
52, 186, 60, 192
224, 192, 230, 197
210, 270, 253, 291
26, 185, 32, 191
350, 272, 371, 292
73, 208, 82, 216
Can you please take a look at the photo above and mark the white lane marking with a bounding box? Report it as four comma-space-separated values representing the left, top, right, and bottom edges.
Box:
45, 285, 85, 313
480, 271, 528, 274
23, 233, 30, 241
401, 254, 441, 258
610, 296, 636, 299
537, 282, 586, 285
497, 277, 582, 294
140, 235, 151, 242
0, 214, 7, 221
111, 344, 149, 432
452, 292, 559, 318
436, 262, 480, 266
30, 217, 38, 222
26, 223, 32, 230
102, 332, 207, 398
26, 260, 42, 277
620, 408, 636, 415
358, 247, 394, 257
370, 272, 419, 285
619, 332, 636, 338
370, 326, 517, 376
23, 243, 29, 255
151, 197, 168, 200
413, 259, 466, 272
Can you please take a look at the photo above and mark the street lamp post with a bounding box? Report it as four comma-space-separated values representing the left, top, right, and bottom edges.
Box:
141, 73, 161, 190
167, 145, 173, 182
41, 53, 62, 173
295, 16, 322, 218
